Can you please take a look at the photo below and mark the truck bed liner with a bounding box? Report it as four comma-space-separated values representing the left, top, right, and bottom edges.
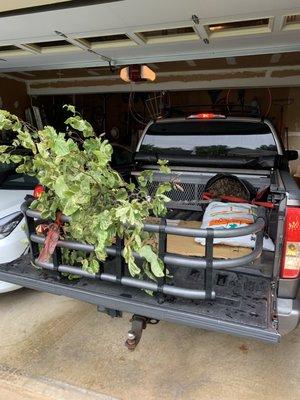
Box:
0, 255, 279, 343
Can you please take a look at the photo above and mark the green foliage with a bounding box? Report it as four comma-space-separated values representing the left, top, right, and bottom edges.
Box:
0, 106, 173, 282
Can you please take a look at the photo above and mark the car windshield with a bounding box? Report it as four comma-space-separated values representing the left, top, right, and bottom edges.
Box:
0, 163, 38, 190
140, 120, 278, 158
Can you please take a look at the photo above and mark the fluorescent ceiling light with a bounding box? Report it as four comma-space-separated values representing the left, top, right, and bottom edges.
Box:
206, 18, 271, 38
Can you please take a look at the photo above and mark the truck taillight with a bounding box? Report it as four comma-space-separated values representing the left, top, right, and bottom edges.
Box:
33, 184, 44, 199
281, 207, 300, 279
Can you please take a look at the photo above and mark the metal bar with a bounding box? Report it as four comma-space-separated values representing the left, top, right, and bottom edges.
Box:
31, 234, 95, 252
52, 247, 61, 273
164, 231, 264, 269
115, 237, 125, 282
26, 206, 266, 239
205, 229, 214, 300
162, 286, 212, 299
21, 203, 39, 260
143, 217, 265, 238
26, 208, 71, 223
30, 231, 264, 270
157, 218, 167, 292
36, 261, 212, 300
166, 202, 204, 212
35, 260, 55, 270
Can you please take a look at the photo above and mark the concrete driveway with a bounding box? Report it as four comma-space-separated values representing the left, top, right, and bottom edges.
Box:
0, 288, 299, 400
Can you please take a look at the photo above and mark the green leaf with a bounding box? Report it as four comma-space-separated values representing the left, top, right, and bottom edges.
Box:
17, 130, 36, 154
53, 133, 71, 156
123, 246, 140, 276
63, 104, 76, 114
138, 245, 164, 277
65, 116, 94, 138
10, 155, 23, 163
89, 259, 100, 273
53, 175, 68, 198
82, 258, 100, 274
82, 259, 89, 271
0, 145, 10, 153
63, 198, 80, 215
158, 159, 171, 174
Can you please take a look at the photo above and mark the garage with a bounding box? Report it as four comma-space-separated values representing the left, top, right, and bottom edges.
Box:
0, 1, 300, 399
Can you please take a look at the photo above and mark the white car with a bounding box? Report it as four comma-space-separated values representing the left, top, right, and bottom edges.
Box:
0, 163, 37, 293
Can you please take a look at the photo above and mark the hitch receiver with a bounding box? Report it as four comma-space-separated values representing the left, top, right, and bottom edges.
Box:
125, 315, 159, 350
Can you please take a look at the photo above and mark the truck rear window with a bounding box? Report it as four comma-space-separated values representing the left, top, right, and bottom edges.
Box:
139, 121, 278, 158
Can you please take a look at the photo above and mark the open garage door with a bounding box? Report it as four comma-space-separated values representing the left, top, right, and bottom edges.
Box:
0, 1, 299, 170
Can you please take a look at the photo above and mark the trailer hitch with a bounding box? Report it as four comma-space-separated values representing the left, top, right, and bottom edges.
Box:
125, 315, 159, 350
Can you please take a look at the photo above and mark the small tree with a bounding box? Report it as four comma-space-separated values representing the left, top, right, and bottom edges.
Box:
0, 105, 173, 280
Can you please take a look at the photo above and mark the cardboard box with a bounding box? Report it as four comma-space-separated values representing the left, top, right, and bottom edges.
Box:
150, 219, 251, 259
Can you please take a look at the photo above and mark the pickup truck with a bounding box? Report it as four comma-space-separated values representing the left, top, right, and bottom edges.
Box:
0, 114, 299, 346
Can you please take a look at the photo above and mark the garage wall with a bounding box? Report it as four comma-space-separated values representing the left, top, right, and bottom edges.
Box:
26, 86, 300, 179
34, 87, 295, 145
285, 87, 300, 149
284, 87, 300, 177
0, 76, 30, 118
160, 88, 292, 136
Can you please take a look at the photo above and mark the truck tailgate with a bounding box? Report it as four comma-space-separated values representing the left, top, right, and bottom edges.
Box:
0, 255, 280, 343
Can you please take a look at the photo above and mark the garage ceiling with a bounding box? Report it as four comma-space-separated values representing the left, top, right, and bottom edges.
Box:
0, 0, 299, 72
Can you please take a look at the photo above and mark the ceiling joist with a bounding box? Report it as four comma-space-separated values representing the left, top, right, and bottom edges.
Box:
54, 30, 115, 65
16, 43, 41, 54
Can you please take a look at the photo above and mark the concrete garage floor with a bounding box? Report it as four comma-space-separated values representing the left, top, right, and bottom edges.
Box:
0, 289, 299, 400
